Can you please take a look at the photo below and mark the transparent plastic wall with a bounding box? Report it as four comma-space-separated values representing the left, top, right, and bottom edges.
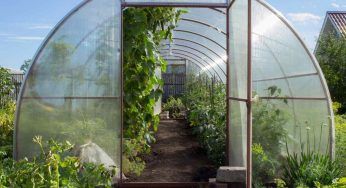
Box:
159, 8, 227, 83
228, 0, 248, 168
15, 0, 122, 172
251, 0, 333, 184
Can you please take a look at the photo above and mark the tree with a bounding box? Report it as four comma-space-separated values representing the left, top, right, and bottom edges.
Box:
0, 67, 14, 108
316, 34, 346, 114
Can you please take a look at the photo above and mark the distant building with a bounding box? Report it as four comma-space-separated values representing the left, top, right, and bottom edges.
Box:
314, 11, 346, 53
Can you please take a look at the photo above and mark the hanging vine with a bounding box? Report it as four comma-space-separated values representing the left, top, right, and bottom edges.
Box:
123, 7, 185, 175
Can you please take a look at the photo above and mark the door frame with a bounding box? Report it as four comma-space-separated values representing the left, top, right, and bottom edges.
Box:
119, 0, 253, 187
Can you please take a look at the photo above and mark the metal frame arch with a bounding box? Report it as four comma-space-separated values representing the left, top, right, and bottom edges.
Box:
163, 38, 226, 63
180, 18, 226, 35
161, 55, 215, 78
174, 30, 226, 50
160, 44, 226, 73
160, 47, 226, 76
160, 49, 225, 81
161, 53, 220, 80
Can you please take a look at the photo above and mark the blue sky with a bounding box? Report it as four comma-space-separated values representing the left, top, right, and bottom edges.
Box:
0, 0, 345, 70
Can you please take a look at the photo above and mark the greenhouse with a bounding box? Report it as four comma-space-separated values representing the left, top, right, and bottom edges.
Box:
14, 0, 334, 187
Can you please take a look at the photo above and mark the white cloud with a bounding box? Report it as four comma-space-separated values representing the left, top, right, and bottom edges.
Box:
11, 36, 45, 41
287, 13, 321, 24
331, 3, 340, 8
29, 24, 53, 30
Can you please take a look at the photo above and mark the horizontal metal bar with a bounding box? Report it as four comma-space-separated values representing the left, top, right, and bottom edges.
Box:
259, 96, 327, 100
228, 97, 248, 102
121, 2, 229, 8
22, 96, 120, 100
253, 72, 318, 82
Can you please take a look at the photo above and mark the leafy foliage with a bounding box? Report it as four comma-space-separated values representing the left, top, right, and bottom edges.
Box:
253, 86, 288, 159
0, 67, 15, 160
0, 101, 15, 160
0, 136, 115, 187
333, 103, 346, 176
316, 34, 346, 113
0, 67, 14, 108
252, 86, 289, 187
282, 151, 341, 188
184, 74, 226, 166
162, 96, 185, 118
252, 144, 276, 188
123, 7, 185, 175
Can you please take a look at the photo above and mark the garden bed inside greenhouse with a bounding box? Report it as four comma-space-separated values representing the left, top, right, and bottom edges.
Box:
127, 119, 216, 182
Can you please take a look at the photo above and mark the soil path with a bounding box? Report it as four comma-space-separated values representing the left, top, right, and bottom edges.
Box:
130, 119, 216, 182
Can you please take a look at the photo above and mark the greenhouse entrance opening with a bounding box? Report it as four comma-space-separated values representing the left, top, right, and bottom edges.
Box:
122, 6, 228, 186
14, 0, 335, 188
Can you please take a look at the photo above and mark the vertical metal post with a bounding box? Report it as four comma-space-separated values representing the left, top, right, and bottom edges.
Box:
120, 5, 124, 184
226, 6, 230, 166
246, 0, 252, 187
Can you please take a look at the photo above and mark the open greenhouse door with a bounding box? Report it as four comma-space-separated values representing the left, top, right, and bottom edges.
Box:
227, 0, 251, 187
15, 0, 123, 180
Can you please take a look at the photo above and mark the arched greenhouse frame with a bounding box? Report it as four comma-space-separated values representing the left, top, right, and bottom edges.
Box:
14, 0, 335, 187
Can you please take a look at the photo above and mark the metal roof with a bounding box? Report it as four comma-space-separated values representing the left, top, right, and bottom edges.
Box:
327, 11, 346, 37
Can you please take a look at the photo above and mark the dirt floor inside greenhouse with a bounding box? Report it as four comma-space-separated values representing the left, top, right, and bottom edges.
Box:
127, 119, 217, 182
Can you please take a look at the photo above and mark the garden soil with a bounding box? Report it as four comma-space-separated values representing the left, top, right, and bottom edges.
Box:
128, 119, 216, 182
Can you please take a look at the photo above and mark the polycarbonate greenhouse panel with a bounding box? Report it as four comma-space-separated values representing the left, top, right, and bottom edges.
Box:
228, 100, 247, 167
228, 0, 248, 168
251, 0, 334, 184
229, 0, 248, 100
15, 0, 122, 174
17, 98, 121, 159
180, 8, 226, 33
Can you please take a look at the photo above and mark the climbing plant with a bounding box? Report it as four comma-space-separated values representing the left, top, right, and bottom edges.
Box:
122, 7, 185, 175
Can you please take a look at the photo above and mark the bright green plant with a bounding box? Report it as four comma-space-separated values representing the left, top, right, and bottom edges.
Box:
123, 7, 185, 176
163, 96, 185, 118
0, 136, 115, 187
333, 103, 346, 176
252, 143, 276, 188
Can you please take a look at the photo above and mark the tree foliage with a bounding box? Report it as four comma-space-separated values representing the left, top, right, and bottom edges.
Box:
316, 34, 346, 113
0, 67, 14, 108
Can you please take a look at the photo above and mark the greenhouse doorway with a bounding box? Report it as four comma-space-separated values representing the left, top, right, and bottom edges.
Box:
120, 2, 232, 187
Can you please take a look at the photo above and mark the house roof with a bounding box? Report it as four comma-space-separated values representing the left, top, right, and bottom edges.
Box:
327, 11, 346, 37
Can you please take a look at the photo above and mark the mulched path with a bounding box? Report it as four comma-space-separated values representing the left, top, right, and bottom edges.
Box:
128, 119, 216, 182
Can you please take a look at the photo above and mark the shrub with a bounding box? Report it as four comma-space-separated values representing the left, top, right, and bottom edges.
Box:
163, 96, 185, 118
0, 67, 14, 108
0, 136, 115, 187
0, 101, 15, 159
